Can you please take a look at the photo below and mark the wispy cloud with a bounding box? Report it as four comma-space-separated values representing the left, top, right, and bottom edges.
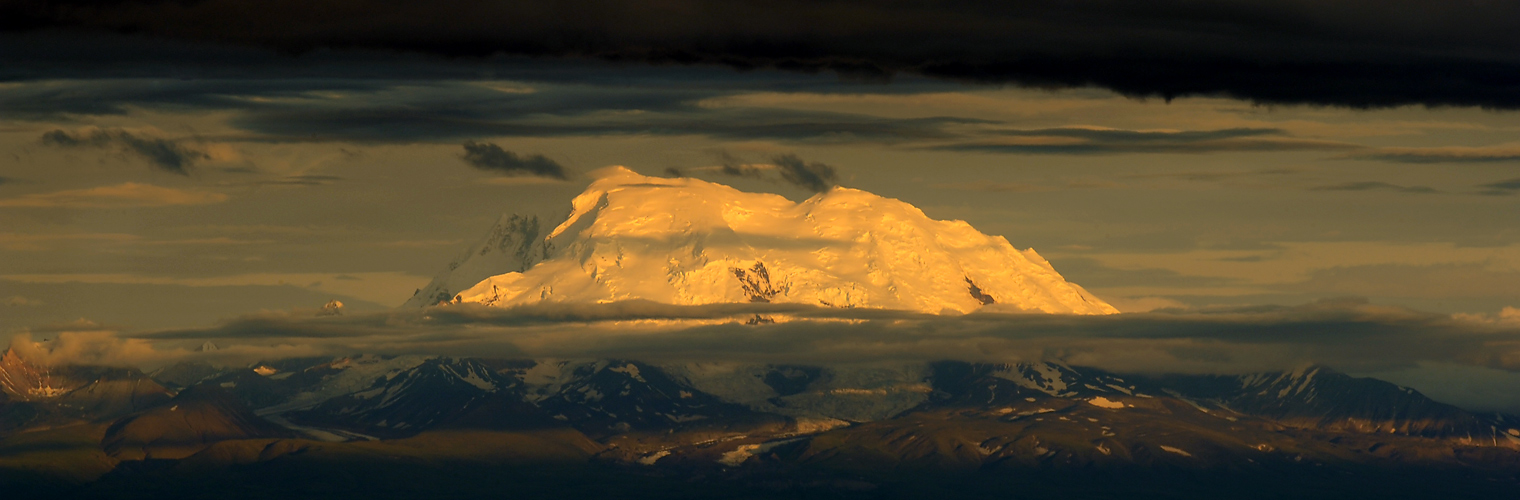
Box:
460, 141, 570, 179
0, 183, 228, 208
1310, 181, 1439, 194
770, 154, 838, 193
40, 128, 209, 175
1478, 177, 1520, 196
1123, 168, 1301, 182
0, 271, 426, 307
674, 152, 841, 193
929, 127, 1357, 155
0, 232, 141, 251
1068, 242, 1520, 299
246, 174, 343, 186
380, 239, 465, 248
1339, 144, 1520, 164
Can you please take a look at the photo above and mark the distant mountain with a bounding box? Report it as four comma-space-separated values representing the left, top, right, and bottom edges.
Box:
0, 348, 90, 401
5, 353, 1520, 499
1144, 365, 1516, 441
102, 385, 296, 461
280, 357, 536, 438
409, 167, 1115, 314
0, 348, 172, 432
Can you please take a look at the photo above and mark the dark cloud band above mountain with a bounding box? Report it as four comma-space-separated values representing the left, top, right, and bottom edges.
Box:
6, 1, 1520, 108
460, 142, 569, 179
770, 154, 838, 193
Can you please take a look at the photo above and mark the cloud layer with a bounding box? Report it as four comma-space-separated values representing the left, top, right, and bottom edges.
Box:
0, 183, 227, 208
40, 128, 208, 175
8, 1, 1520, 108
1340, 145, 1520, 164
105, 299, 1519, 380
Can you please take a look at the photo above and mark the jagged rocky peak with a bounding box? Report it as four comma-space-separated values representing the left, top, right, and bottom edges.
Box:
0, 347, 84, 401
424, 166, 1117, 315
404, 212, 547, 308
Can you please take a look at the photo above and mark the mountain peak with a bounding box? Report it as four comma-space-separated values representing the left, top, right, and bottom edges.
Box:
424, 167, 1116, 315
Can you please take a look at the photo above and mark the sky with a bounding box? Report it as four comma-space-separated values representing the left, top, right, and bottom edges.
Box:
3, 1, 1520, 410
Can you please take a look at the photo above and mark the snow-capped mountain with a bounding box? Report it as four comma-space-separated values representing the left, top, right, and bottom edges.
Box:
410, 167, 1116, 315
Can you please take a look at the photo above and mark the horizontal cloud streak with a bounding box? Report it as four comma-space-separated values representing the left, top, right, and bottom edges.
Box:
0, 79, 1373, 157
41, 128, 208, 175
0, 183, 228, 208
1339, 145, 1520, 164
1479, 178, 1520, 196
8, 1, 1520, 107
931, 128, 1357, 155
116, 299, 1520, 378
1310, 182, 1439, 194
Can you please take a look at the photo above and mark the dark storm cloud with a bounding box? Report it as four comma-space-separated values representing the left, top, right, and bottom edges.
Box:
39, 128, 207, 175
0, 76, 975, 145
0, 78, 1354, 153
1310, 182, 1439, 194
0, 78, 392, 120
8, 1, 1520, 108
770, 153, 838, 193
933, 127, 1358, 155
460, 142, 569, 180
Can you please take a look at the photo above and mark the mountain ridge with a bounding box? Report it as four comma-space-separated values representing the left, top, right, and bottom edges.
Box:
7, 351, 1520, 499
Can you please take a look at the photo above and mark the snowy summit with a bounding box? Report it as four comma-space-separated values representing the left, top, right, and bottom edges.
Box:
407, 166, 1116, 315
